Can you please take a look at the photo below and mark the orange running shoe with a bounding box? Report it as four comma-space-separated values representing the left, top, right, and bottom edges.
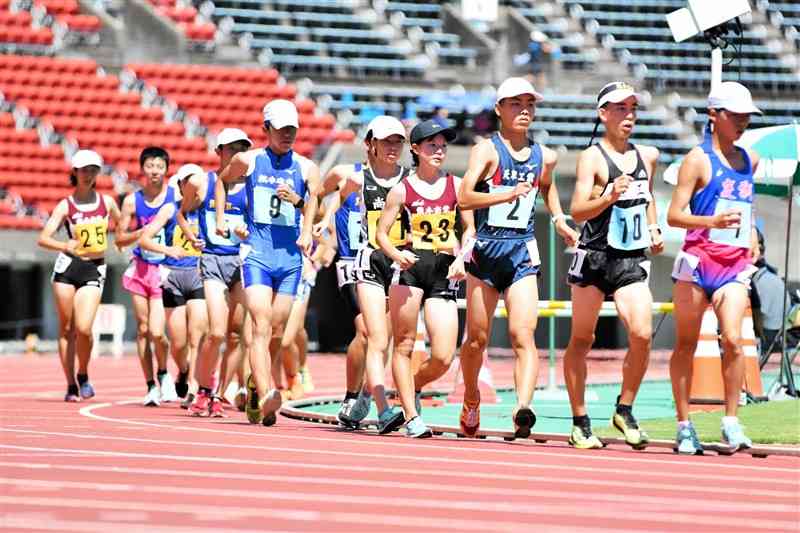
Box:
459, 393, 481, 438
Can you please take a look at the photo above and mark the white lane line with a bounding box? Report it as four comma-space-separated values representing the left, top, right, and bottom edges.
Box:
1, 442, 796, 506
0, 515, 286, 533
2, 479, 796, 532
77, 401, 800, 475
3, 427, 795, 486
0, 462, 795, 509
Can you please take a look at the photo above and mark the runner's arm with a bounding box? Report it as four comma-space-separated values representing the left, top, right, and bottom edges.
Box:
36, 200, 73, 253
458, 140, 517, 210
139, 204, 183, 259
114, 193, 143, 247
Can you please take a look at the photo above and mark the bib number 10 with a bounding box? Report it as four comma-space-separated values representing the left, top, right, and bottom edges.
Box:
607, 204, 649, 251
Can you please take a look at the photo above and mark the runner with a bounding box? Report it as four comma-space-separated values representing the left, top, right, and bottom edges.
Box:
139, 164, 210, 415
313, 115, 410, 433
667, 81, 761, 455
116, 147, 176, 406
376, 119, 475, 438
457, 77, 578, 438
176, 129, 253, 413
564, 82, 663, 450
37, 150, 121, 401
215, 99, 319, 427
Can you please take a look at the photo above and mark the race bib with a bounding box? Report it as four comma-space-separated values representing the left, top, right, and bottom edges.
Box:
607, 203, 649, 251
140, 229, 165, 262
709, 199, 752, 249
567, 248, 587, 278
411, 211, 457, 251
253, 187, 295, 226
366, 210, 406, 248
53, 252, 72, 274
205, 211, 244, 247
174, 224, 201, 257
347, 211, 365, 251
336, 258, 357, 288
487, 184, 536, 229
74, 220, 108, 255
671, 250, 699, 282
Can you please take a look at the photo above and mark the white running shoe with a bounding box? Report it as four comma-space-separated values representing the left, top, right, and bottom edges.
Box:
159, 373, 178, 403
143, 386, 161, 407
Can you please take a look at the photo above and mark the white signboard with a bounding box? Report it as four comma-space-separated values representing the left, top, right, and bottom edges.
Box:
462, 0, 498, 22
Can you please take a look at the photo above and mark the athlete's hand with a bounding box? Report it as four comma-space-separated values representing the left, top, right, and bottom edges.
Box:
167, 246, 186, 259
513, 181, 534, 198
711, 209, 741, 229
312, 216, 330, 239
277, 184, 300, 206
190, 237, 205, 251
610, 174, 631, 200
296, 233, 313, 257
447, 256, 466, 281
649, 228, 664, 256
396, 250, 418, 270
555, 220, 579, 248
215, 221, 230, 239
64, 239, 79, 254
233, 224, 249, 241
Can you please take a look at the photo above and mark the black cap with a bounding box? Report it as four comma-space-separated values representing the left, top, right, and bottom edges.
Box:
410, 119, 457, 145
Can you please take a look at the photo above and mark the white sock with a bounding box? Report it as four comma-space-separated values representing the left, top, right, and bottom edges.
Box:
678, 420, 691, 429
722, 416, 739, 426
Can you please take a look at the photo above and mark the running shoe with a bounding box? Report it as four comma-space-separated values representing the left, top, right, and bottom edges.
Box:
299, 364, 315, 393
209, 396, 227, 418
337, 398, 357, 428
234, 387, 247, 412
159, 373, 178, 403
377, 406, 404, 434
64, 391, 80, 403
459, 396, 481, 438
245, 375, 261, 425
260, 389, 282, 427
513, 405, 536, 439
143, 386, 161, 407
78, 381, 95, 400
612, 409, 650, 450
721, 419, 752, 454
415, 391, 422, 415
175, 378, 189, 399
349, 389, 371, 424
405, 415, 432, 438
569, 423, 604, 450
674, 423, 703, 455
188, 390, 211, 417
180, 392, 195, 410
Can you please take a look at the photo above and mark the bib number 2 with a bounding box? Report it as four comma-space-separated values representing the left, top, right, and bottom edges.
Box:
487, 185, 535, 229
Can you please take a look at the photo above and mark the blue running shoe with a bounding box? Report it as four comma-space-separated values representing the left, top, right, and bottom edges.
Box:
377, 406, 405, 434
79, 381, 95, 400
675, 423, 703, 455
405, 416, 432, 438
337, 398, 357, 428
721, 420, 752, 454
349, 389, 371, 425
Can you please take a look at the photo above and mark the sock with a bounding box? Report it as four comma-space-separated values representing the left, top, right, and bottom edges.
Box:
678, 420, 691, 430
157, 369, 167, 380
76, 373, 88, 385
344, 391, 358, 401
146, 380, 156, 391
415, 389, 421, 395
615, 403, 632, 416
177, 370, 188, 384
573, 415, 590, 427
722, 416, 738, 426
67, 384, 79, 395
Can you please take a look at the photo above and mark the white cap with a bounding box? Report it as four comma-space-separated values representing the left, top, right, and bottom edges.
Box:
365, 115, 406, 140
707, 81, 762, 114
215, 128, 252, 149
495, 77, 544, 104
171, 163, 205, 184
262, 99, 299, 129
596, 81, 643, 109
71, 149, 102, 169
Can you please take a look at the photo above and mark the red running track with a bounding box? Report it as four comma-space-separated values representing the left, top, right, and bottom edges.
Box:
1, 354, 798, 532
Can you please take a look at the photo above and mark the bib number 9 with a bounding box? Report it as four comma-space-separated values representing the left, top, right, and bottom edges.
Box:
253, 187, 295, 226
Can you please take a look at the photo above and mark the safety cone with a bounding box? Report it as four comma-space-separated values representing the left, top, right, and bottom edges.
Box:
689, 306, 725, 404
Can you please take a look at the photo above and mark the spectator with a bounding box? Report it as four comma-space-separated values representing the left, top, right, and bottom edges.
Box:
514, 30, 555, 90
750, 228, 800, 357
431, 106, 450, 129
